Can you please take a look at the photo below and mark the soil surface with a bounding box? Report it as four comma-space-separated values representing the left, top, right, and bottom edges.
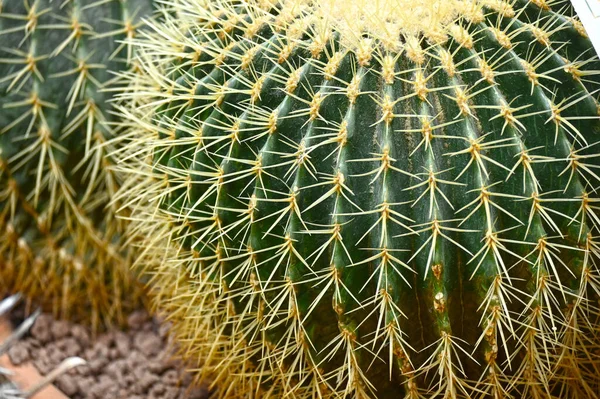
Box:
5, 310, 211, 399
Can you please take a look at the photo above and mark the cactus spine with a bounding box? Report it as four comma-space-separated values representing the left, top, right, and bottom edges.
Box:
117, 0, 600, 397
0, 0, 155, 329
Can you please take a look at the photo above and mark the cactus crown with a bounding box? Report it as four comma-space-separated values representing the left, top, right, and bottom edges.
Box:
117, 0, 600, 397
277, 0, 474, 43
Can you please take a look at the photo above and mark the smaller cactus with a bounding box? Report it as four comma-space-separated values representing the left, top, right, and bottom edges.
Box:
0, 0, 156, 329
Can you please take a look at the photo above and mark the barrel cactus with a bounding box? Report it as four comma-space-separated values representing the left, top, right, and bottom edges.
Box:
116, 0, 600, 397
0, 0, 156, 329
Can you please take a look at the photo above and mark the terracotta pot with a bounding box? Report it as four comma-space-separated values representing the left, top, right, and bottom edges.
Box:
0, 316, 70, 399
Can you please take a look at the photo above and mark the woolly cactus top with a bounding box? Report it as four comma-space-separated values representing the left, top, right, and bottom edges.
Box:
117, 0, 600, 397
272, 0, 476, 44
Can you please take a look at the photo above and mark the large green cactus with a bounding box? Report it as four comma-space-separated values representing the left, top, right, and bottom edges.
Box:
116, 0, 600, 397
0, 0, 156, 329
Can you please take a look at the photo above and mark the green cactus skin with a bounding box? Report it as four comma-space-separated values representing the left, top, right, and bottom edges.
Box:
0, 0, 155, 330
117, 0, 600, 397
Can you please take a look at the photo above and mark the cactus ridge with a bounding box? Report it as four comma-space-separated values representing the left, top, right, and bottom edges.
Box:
0, 0, 154, 328
116, 0, 600, 397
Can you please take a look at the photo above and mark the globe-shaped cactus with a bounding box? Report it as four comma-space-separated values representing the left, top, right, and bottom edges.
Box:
0, 0, 155, 329
116, 0, 600, 397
